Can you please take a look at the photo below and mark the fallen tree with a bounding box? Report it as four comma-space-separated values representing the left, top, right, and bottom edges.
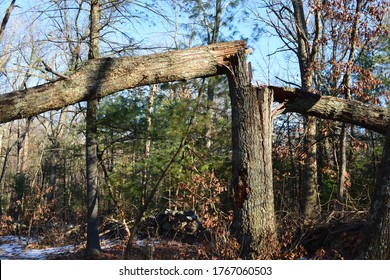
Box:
0, 40, 246, 124
270, 85, 389, 135
1, 63, 389, 135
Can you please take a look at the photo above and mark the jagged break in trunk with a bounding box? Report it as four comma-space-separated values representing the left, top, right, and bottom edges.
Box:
229, 50, 277, 259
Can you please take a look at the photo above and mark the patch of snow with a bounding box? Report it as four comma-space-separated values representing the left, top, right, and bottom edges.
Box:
0, 235, 76, 260
135, 239, 160, 247
136, 239, 145, 246
0, 235, 162, 259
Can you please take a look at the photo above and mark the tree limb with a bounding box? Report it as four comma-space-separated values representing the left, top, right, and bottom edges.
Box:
1, 40, 389, 136
0, 40, 246, 124
0, 0, 16, 43
270, 85, 389, 135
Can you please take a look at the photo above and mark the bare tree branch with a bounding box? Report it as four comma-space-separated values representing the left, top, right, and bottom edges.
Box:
0, 0, 16, 43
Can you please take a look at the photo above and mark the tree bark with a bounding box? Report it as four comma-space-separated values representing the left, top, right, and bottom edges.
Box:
270, 86, 389, 135
141, 84, 157, 207
301, 116, 320, 218
229, 50, 277, 259
0, 0, 16, 43
0, 41, 246, 124
290, 0, 321, 219
204, 0, 223, 150
86, 99, 100, 256
337, 0, 363, 211
360, 123, 390, 259
1, 42, 389, 137
86, 0, 101, 257
337, 123, 348, 210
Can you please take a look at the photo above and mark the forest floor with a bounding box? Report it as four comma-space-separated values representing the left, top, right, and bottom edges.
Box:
0, 211, 366, 260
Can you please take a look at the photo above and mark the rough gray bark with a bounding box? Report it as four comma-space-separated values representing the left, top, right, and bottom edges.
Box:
229, 50, 277, 259
0, 41, 246, 124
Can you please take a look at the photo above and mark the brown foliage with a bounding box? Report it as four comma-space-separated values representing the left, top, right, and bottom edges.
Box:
172, 172, 241, 259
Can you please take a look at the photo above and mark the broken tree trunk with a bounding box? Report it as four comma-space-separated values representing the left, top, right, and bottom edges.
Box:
229, 50, 277, 259
270, 85, 390, 135
0, 41, 246, 124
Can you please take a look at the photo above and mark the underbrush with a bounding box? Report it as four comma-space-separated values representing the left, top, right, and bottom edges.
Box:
1, 209, 367, 260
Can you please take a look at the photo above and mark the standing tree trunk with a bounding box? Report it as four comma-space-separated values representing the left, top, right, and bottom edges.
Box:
86, 99, 100, 256
229, 50, 277, 259
141, 84, 157, 207
204, 0, 223, 150
86, 0, 101, 257
337, 123, 348, 209
205, 77, 216, 149
301, 115, 319, 218
360, 123, 390, 259
290, 0, 321, 219
337, 0, 363, 210
0, 124, 3, 216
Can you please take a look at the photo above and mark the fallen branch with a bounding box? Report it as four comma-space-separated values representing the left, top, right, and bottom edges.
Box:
0, 41, 247, 124
269, 85, 390, 135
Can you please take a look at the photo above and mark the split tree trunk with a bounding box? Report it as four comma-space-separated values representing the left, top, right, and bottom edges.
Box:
228, 50, 277, 259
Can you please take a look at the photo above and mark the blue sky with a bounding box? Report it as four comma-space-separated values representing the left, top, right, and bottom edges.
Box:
125, 0, 299, 86
0, 0, 300, 89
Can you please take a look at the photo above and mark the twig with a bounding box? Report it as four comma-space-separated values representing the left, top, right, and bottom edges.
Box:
275, 76, 301, 88
42, 61, 70, 80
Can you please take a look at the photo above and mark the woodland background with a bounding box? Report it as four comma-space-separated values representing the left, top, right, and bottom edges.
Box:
0, 0, 389, 260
